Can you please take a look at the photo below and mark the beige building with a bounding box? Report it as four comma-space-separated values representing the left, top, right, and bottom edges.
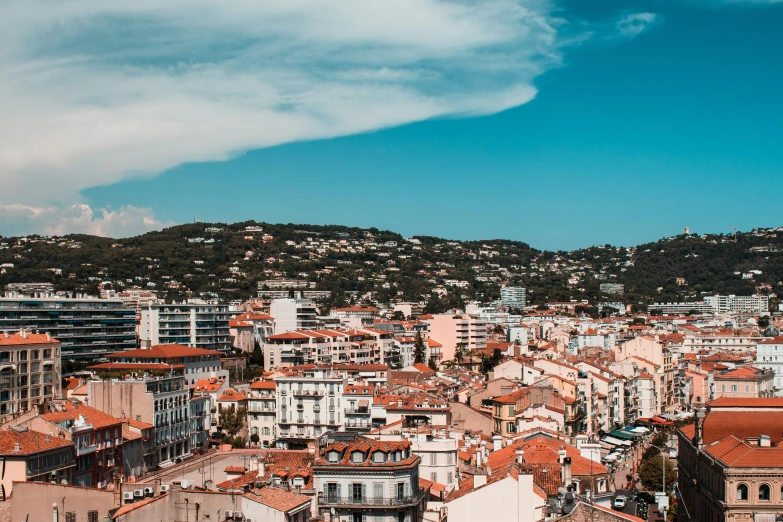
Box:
0, 330, 62, 420
679, 397, 783, 522
423, 314, 488, 364
713, 365, 775, 399
0, 425, 74, 496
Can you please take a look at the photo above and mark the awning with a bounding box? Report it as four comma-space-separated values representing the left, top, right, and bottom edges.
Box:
602, 454, 618, 462
358, 400, 369, 408
608, 430, 635, 441
601, 436, 631, 447
631, 426, 649, 434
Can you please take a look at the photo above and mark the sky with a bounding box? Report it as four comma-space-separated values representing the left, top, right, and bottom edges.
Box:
1, 0, 782, 250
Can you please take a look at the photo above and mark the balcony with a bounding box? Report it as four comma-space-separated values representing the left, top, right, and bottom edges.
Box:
76, 443, 98, 456
292, 389, 324, 398
318, 490, 425, 508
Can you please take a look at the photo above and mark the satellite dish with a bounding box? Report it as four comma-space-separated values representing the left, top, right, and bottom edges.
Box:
181, 479, 190, 489
330, 508, 336, 515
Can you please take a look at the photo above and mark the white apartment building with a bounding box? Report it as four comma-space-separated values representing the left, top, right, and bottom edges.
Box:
140, 301, 231, 352
264, 329, 380, 368
274, 370, 346, 449
102, 344, 228, 386
500, 286, 527, 309
648, 301, 714, 315
377, 429, 459, 489
704, 294, 769, 314
313, 434, 424, 522
269, 298, 318, 334
0, 330, 62, 419
681, 330, 763, 353
247, 380, 277, 447
755, 336, 783, 396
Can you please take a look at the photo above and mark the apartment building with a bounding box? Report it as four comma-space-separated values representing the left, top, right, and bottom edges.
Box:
678, 398, 783, 522
0, 426, 75, 496
269, 298, 318, 334
89, 374, 199, 467
681, 329, 763, 353
755, 336, 783, 396
343, 384, 373, 432
0, 296, 135, 359
274, 371, 346, 449
712, 366, 775, 398
248, 380, 277, 447
423, 314, 488, 363
96, 344, 228, 386
704, 294, 770, 314
140, 301, 231, 352
264, 329, 380, 368
313, 433, 424, 522
0, 330, 62, 419
500, 286, 527, 309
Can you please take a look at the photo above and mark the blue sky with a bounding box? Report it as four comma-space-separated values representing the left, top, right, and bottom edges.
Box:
2, 0, 782, 250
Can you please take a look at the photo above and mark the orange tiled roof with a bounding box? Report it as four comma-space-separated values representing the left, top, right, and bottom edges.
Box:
245, 487, 311, 512
0, 331, 59, 346
107, 344, 221, 359
218, 389, 247, 402
250, 380, 276, 390
0, 428, 73, 455
41, 401, 123, 430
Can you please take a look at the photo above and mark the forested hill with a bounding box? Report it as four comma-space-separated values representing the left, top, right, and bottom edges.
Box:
1, 222, 781, 312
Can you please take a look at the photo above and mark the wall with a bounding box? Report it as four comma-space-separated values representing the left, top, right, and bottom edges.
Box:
10, 482, 115, 522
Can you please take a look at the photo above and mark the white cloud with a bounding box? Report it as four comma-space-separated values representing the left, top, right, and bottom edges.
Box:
0, 204, 175, 238
616, 12, 659, 38
0, 0, 564, 236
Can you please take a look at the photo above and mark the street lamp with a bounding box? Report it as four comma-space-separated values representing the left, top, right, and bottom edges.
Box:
646, 444, 670, 518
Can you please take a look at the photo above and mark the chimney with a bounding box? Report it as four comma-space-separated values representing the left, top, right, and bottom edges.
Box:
45, 332, 52, 341
154, 477, 161, 497
492, 435, 502, 452
473, 470, 487, 489
760, 434, 771, 447
13, 442, 20, 453
20, 329, 27, 339
562, 456, 572, 487
516, 448, 524, 464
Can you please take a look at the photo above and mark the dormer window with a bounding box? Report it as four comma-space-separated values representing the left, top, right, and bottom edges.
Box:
372, 451, 386, 463
327, 451, 340, 463
351, 451, 364, 463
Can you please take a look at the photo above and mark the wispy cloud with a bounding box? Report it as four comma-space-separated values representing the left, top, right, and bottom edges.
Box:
0, 0, 564, 236
616, 12, 659, 38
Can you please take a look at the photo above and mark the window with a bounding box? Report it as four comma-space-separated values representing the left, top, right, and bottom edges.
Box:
328, 451, 340, 463
430, 453, 437, 465
447, 472, 453, 484
351, 451, 364, 463
430, 472, 437, 483
447, 453, 454, 465
372, 451, 385, 463
760, 484, 771, 501
374, 483, 383, 500
737, 484, 748, 501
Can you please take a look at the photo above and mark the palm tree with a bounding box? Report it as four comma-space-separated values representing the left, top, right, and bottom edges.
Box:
454, 342, 467, 367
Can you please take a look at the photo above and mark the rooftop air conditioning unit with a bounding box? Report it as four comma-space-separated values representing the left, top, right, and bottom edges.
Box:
233, 513, 244, 520
144, 487, 154, 496
160, 484, 170, 493
134, 489, 144, 497
224, 511, 234, 519
123, 492, 134, 504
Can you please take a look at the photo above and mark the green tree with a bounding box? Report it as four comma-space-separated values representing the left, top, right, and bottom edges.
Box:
454, 342, 466, 367
250, 433, 260, 445
413, 331, 427, 364
638, 454, 676, 492
249, 339, 264, 367
391, 310, 405, 321
427, 358, 438, 371
219, 405, 247, 439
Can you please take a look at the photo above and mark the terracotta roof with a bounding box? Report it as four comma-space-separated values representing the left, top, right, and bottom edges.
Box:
412, 363, 435, 374
315, 437, 417, 468
127, 418, 154, 430
87, 362, 186, 371
122, 429, 142, 442
218, 389, 248, 402
41, 401, 123, 430
225, 466, 247, 473
0, 428, 73, 455
266, 332, 312, 341
191, 378, 226, 393
245, 487, 311, 512
106, 344, 221, 359
709, 397, 783, 408
250, 380, 276, 390
0, 331, 59, 346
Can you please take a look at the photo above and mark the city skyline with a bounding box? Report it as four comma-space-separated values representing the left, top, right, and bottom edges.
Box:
2, 0, 782, 250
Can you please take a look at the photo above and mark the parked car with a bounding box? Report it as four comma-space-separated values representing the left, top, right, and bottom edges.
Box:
636, 491, 655, 504
613, 495, 627, 510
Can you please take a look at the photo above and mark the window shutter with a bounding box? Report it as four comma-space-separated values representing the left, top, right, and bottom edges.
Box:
362, 483, 366, 501
336, 483, 341, 498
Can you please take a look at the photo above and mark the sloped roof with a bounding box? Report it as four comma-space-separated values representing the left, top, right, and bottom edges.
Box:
107, 344, 221, 359
0, 331, 59, 346
0, 428, 73, 455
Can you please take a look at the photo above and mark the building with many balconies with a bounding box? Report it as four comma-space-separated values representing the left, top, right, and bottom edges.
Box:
0, 330, 62, 420
140, 301, 231, 352
313, 432, 424, 522
275, 370, 345, 449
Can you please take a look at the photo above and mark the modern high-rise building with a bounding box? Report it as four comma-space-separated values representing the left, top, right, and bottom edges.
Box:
139, 300, 230, 352
0, 296, 136, 359
269, 298, 318, 334
500, 286, 527, 309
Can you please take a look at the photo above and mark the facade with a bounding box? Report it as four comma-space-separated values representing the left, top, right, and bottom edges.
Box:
313, 433, 425, 522
678, 397, 783, 522
264, 329, 382, 368
89, 375, 200, 467
0, 330, 62, 419
0, 296, 135, 359
140, 301, 231, 352
500, 286, 527, 309
96, 344, 228, 386
599, 283, 624, 295
248, 380, 277, 447
755, 336, 783, 396
704, 294, 770, 314
275, 371, 345, 449
0, 426, 74, 496
712, 366, 775, 399
423, 314, 488, 363
269, 298, 319, 334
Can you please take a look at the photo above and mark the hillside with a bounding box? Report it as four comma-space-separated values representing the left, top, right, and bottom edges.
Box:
1, 222, 781, 312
